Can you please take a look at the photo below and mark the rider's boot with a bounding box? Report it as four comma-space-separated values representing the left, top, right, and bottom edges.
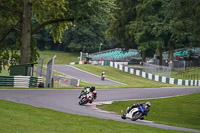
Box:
140, 116, 144, 120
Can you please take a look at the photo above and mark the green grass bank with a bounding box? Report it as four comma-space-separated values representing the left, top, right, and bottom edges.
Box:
76, 64, 176, 88
38, 51, 79, 64
0, 100, 186, 133
97, 93, 200, 130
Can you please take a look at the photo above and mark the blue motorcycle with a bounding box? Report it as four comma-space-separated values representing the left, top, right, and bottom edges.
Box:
121, 102, 151, 121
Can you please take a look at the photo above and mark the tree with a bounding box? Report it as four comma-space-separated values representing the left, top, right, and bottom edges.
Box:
108, 0, 200, 66
164, 0, 200, 47
108, 0, 165, 64
0, 0, 115, 65
107, 0, 138, 49
156, 0, 200, 64
126, 0, 165, 64
61, 18, 108, 53
33, 29, 53, 51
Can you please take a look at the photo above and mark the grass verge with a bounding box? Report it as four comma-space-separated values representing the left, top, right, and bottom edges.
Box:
38, 51, 79, 64
171, 67, 200, 80
97, 93, 200, 130
0, 66, 9, 76
0, 100, 186, 133
76, 64, 177, 88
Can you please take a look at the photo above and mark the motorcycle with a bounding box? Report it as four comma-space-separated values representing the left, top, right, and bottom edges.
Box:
101, 74, 105, 80
79, 92, 94, 105
121, 102, 150, 121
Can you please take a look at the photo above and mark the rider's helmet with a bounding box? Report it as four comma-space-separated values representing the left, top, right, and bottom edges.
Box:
93, 90, 97, 94
102, 72, 105, 74
146, 102, 151, 107
90, 86, 95, 92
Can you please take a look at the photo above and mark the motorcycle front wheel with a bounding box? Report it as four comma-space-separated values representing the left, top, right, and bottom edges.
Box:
121, 114, 126, 119
79, 97, 88, 105
131, 111, 142, 121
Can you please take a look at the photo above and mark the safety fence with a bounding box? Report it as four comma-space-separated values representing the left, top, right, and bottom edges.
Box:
106, 61, 200, 86
143, 63, 171, 78
57, 77, 80, 88
70, 61, 200, 86
0, 76, 43, 88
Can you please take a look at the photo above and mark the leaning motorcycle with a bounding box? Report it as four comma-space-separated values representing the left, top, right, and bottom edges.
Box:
79, 92, 94, 105
121, 103, 150, 121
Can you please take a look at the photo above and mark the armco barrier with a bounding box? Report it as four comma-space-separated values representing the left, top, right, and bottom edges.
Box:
0, 76, 43, 88
70, 61, 200, 86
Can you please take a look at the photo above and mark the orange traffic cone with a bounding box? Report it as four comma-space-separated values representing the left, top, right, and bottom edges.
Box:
121, 109, 123, 113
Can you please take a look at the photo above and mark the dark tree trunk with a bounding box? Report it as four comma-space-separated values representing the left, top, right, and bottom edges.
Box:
142, 50, 146, 65
20, 0, 31, 64
158, 46, 162, 66
169, 42, 174, 62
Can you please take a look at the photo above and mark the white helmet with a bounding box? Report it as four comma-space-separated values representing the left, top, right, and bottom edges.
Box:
102, 72, 105, 74
146, 102, 151, 107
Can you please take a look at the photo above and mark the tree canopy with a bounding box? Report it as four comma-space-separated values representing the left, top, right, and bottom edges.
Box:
1, 0, 200, 73
0, 0, 115, 69
108, 0, 200, 64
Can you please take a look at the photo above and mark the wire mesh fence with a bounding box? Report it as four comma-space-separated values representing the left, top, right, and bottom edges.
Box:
173, 73, 200, 80
173, 61, 186, 72
143, 63, 172, 77
56, 77, 79, 88
36, 56, 44, 77
172, 67, 200, 80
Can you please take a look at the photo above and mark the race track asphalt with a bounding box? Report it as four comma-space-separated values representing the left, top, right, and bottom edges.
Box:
53, 65, 124, 85
0, 87, 200, 133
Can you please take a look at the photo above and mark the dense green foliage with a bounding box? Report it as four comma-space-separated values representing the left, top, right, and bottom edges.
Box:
108, 0, 200, 62
1, 0, 200, 72
0, 0, 115, 71
61, 19, 107, 53
98, 93, 200, 130
107, 0, 138, 49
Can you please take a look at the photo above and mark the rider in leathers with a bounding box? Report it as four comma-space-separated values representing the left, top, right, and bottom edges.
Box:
78, 86, 97, 102
126, 102, 151, 119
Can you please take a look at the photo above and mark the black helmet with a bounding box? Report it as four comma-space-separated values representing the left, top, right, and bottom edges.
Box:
90, 86, 95, 92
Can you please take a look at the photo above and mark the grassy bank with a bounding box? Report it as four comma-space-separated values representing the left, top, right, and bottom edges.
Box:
171, 67, 200, 80
38, 51, 79, 64
97, 93, 200, 130
76, 65, 176, 88
0, 100, 186, 133
0, 68, 9, 76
